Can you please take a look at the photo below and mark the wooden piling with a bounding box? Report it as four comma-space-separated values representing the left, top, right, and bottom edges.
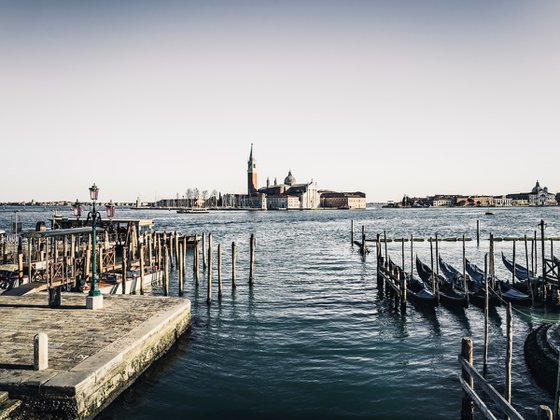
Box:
489, 234, 495, 291
164, 246, 169, 296
361, 225, 365, 254
505, 302, 512, 405
139, 242, 145, 295
232, 241, 237, 289
463, 234, 469, 304
202, 233, 207, 271
461, 337, 474, 419
483, 253, 489, 369
175, 232, 180, 268
383, 231, 388, 267
429, 237, 436, 295
249, 233, 255, 286
207, 233, 213, 303
17, 253, 23, 282
401, 238, 405, 271
194, 237, 200, 286
476, 220, 480, 246
540, 220, 546, 302
512, 241, 516, 285
410, 234, 414, 274
351, 220, 354, 245
218, 243, 222, 298
121, 246, 127, 295
435, 233, 439, 276
178, 241, 184, 296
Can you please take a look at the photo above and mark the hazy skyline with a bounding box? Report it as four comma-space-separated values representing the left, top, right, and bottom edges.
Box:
1, 1, 559, 202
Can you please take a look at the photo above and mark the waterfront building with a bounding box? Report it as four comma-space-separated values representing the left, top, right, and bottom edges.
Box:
320, 192, 366, 209
494, 195, 512, 207
506, 181, 557, 207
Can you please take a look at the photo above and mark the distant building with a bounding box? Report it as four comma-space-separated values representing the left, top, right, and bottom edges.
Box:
320, 192, 366, 209
493, 195, 512, 207
506, 181, 556, 207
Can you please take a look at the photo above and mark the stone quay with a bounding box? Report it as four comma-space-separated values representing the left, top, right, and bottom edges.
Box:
0, 293, 191, 419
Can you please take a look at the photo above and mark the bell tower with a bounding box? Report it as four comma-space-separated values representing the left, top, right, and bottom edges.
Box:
247, 143, 258, 196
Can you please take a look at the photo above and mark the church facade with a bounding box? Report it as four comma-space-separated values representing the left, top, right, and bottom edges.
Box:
245, 145, 320, 210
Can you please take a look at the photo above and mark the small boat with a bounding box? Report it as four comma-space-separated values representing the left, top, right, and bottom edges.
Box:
485, 211, 494, 216
416, 257, 468, 308
501, 252, 533, 281
387, 259, 437, 307
177, 207, 209, 214
466, 259, 531, 305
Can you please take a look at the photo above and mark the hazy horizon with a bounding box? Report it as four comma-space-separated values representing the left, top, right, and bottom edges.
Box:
2, 1, 559, 203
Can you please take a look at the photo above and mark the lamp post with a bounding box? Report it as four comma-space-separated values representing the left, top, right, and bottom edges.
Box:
85, 183, 114, 309
72, 199, 82, 221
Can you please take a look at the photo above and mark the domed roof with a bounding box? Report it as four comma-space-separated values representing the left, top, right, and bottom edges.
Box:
532, 180, 541, 194
284, 170, 296, 186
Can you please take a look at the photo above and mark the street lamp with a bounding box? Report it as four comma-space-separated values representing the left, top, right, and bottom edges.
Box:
72, 199, 82, 220
85, 183, 104, 309
106, 200, 115, 219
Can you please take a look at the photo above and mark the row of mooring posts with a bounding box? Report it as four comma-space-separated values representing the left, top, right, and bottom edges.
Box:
157, 232, 256, 304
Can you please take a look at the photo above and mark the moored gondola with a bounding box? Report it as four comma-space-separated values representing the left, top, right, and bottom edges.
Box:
385, 259, 438, 307
416, 257, 468, 308
466, 259, 531, 306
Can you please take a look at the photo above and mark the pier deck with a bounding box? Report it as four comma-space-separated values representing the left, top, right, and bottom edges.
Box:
0, 293, 191, 419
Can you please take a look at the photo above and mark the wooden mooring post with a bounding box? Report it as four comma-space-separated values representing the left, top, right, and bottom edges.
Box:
232, 241, 237, 289
476, 220, 480, 247
207, 233, 213, 303
351, 220, 354, 245
218, 243, 222, 298
202, 233, 207, 271
361, 225, 366, 254
194, 238, 200, 286
249, 233, 255, 287
178, 241, 184, 296
139, 242, 145, 295
121, 246, 127, 295
462, 235, 469, 304
483, 253, 489, 370
460, 337, 474, 419
540, 220, 546, 302
163, 246, 169, 296
505, 303, 512, 406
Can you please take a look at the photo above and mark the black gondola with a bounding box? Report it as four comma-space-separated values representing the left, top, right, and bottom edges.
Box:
386, 259, 438, 307
466, 259, 531, 306
416, 257, 468, 308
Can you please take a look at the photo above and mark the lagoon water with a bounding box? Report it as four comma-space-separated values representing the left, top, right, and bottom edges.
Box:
2, 206, 559, 418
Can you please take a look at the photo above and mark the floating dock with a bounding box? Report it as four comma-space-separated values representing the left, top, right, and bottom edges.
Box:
0, 293, 191, 419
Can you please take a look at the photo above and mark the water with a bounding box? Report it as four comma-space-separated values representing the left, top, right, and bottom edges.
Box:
1, 206, 559, 418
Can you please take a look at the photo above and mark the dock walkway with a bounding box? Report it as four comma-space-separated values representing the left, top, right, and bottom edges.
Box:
0, 293, 191, 419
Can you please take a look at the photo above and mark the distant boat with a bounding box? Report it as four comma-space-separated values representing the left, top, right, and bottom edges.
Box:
485, 211, 494, 216
177, 208, 209, 214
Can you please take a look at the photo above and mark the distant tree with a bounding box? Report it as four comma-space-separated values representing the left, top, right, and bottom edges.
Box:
186, 188, 193, 207
202, 190, 209, 207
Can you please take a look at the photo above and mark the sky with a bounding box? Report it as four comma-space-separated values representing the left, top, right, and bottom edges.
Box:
1, 0, 559, 202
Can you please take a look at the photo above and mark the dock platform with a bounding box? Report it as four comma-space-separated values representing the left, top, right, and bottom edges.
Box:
0, 293, 191, 419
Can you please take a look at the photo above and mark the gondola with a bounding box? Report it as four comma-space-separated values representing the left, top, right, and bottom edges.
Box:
500, 252, 534, 294
501, 252, 533, 281
416, 257, 468, 308
466, 259, 531, 306
439, 257, 498, 306
386, 259, 438, 307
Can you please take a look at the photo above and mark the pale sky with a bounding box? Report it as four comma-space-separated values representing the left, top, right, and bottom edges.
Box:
1, 1, 559, 202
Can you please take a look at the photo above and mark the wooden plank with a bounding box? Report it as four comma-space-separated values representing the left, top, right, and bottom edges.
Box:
459, 357, 524, 420
459, 375, 498, 420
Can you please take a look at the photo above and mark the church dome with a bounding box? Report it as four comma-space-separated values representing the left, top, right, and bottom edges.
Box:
284, 170, 296, 186
532, 180, 541, 194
